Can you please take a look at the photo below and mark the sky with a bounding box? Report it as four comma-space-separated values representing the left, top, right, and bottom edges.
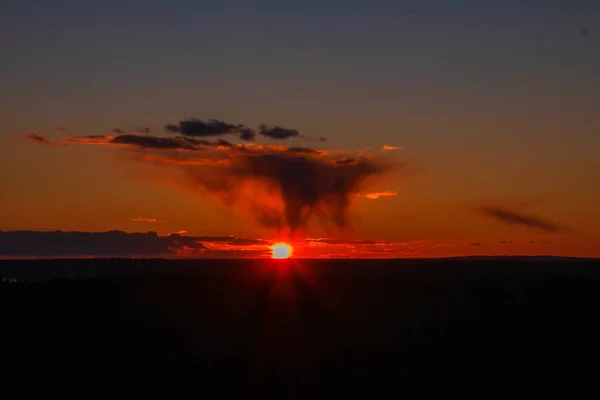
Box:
1, 0, 600, 258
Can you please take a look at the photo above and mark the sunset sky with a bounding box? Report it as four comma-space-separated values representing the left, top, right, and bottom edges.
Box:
2, 1, 600, 258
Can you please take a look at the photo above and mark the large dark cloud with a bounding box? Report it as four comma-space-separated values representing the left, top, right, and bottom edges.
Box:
0, 231, 206, 257
184, 151, 393, 235
479, 206, 565, 233
39, 117, 396, 236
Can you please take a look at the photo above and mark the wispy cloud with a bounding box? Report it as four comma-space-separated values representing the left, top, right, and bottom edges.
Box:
23, 133, 60, 146
365, 191, 398, 200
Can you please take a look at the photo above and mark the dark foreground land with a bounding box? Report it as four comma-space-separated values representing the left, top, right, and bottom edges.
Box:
1, 257, 600, 394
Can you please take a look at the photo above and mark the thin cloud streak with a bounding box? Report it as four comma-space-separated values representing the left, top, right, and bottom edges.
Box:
479, 205, 566, 233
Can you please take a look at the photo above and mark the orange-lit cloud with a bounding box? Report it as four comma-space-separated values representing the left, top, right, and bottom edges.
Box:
365, 191, 398, 200
382, 145, 402, 151
132, 217, 161, 222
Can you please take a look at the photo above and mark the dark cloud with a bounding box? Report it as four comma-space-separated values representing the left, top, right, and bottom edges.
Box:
0, 230, 206, 257
165, 118, 303, 141
110, 134, 200, 150
164, 119, 258, 142
165, 119, 239, 137
258, 124, 300, 140
25, 133, 53, 146
137, 127, 151, 134
239, 128, 257, 142
184, 152, 393, 235
498, 240, 515, 244
112, 128, 126, 134
52, 126, 69, 132
468, 242, 482, 246
479, 206, 564, 233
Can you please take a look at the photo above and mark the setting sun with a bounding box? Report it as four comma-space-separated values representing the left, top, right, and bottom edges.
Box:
272, 243, 293, 259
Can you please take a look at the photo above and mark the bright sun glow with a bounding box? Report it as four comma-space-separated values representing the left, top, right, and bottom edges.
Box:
272, 243, 293, 259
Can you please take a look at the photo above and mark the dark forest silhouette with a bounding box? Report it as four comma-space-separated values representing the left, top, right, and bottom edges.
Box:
1, 258, 599, 395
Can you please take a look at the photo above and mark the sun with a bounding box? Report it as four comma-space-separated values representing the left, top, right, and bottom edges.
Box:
271, 242, 293, 259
